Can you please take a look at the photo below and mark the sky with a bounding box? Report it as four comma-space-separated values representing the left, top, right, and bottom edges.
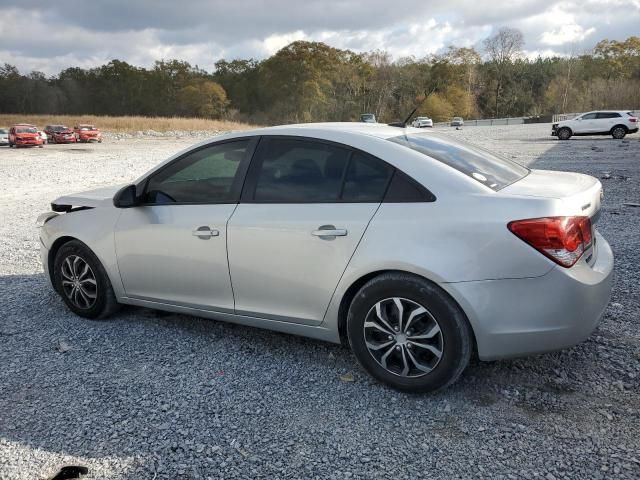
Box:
0, 0, 638, 75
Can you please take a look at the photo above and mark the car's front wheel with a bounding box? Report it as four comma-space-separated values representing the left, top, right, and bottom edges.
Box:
53, 240, 119, 319
611, 126, 627, 139
557, 127, 572, 140
347, 273, 473, 393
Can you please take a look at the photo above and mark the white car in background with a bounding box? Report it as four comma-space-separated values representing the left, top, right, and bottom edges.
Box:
411, 117, 433, 128
0, 128, 8, 146
552, 110, 638, 140
38, 130, 48, 144
37, 123, 613, 392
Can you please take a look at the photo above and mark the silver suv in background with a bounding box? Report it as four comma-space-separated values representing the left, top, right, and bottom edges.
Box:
451, 117, 464, 127
552, 111, 639, 140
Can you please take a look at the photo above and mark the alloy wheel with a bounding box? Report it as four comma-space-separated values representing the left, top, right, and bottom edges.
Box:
612, 127, 625, 139
60, 255, 98, 309
363, 297, 444, 378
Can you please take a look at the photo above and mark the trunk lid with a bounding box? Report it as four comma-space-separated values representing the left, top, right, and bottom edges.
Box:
502, 169, 602, 220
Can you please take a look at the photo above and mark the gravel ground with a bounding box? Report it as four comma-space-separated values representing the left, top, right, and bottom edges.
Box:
1, 125, 639, 479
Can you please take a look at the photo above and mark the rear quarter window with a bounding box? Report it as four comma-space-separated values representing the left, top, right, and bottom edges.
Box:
388, 133, 528, 191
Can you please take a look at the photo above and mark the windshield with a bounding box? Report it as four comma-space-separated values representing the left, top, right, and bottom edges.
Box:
52, 125, 68, 132
0, 129, 7, 134
79, 125, 96, 130
16, 127, 37, 133
388, 133, 529, 191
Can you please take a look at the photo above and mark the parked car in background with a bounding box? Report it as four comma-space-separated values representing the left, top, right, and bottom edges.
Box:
45, 125, 77, 144
360, 113, 377, 123
450, 117, 464, 127
38, 130, 48, 144
74, 124, 102, 143
8, 124, 44, 148
411, 117, 433, 128
38, 122, 612, 393
0, 128, 8, 146
552, 111, 638, 140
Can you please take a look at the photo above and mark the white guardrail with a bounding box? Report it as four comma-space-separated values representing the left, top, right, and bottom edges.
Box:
432, 111, 639, 127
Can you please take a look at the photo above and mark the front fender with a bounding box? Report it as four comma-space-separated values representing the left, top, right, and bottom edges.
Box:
39, 207, 125, 298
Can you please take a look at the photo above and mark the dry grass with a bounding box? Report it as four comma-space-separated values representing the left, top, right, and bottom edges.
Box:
0, 114, 257, 133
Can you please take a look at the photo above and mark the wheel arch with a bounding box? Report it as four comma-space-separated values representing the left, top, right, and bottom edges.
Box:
48, 235, 79, 290
610, 124, 628, 133
336, 269, 478, 356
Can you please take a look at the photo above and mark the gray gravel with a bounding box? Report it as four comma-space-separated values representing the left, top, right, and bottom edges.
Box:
1, 125, 639, 479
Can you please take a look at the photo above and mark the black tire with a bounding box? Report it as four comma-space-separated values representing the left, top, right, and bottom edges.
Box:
346, 273, 473, 393
611, 126, 627, 139
558, 127, 572, 140
53, 240, 120, 319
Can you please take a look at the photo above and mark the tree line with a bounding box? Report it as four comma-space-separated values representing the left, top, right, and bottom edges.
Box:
0, 29, 638, 124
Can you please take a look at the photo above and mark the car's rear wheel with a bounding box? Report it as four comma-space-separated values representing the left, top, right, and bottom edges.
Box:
558, 127, 572, 140
53, 240, 119, 319
611, 126, 627, 139
347, 273, 472, 393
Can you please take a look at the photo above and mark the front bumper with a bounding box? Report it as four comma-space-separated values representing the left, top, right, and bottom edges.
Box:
444, 230, 614, 360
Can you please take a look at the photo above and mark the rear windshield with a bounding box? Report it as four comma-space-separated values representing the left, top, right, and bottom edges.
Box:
388, 133, 529, 191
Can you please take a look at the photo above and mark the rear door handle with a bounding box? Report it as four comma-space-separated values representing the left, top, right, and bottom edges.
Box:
192, 226, 220, 239
312, 225, 348, 239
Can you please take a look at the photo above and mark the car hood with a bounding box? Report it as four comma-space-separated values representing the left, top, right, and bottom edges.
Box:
52, 185, 122, 210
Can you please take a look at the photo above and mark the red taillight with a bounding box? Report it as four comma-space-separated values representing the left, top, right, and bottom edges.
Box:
629, 117, 637, 123
508, 216, 592, 268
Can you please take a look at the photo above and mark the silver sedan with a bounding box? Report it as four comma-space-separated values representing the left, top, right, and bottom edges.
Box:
38, 123, 613, 392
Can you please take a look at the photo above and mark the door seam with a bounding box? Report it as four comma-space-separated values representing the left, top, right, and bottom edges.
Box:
225, 203, 241, 311
319, 201, 384, 326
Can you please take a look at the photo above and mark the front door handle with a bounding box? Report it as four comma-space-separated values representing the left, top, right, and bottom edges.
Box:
312, 225, 348, 239
192, 226, 220, 239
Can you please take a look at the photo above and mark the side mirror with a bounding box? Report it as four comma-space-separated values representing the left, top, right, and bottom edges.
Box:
113, 184, 140, 208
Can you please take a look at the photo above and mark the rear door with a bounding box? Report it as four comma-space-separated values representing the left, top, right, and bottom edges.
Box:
596, 112, 621, 132
227, 136, 393, 325
114, 138, 255, 310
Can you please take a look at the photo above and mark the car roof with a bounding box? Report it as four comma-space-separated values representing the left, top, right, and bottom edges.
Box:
584, 110, 629, 113
243, 122, 422, 140
14, 123, 36, 126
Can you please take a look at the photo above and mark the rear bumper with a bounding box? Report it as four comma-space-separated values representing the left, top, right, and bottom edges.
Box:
629, 127, 638, 134
444, 230, 614, 360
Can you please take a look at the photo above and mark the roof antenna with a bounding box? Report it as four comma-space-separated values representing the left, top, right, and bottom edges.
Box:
388, 107, 418, 128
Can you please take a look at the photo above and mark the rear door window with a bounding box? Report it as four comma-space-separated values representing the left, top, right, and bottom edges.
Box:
250, 138, 350, 203
341, 152, 393, 202
388, 133, 528, 191
596, 112, 621, 119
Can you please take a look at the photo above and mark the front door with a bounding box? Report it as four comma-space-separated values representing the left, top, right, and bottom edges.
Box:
114, 138, 254, 310
228, 137, 394, 325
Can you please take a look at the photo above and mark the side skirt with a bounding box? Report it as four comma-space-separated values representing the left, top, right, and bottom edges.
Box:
119, 296, 342, 344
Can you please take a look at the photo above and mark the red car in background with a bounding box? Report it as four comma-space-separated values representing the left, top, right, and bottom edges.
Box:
44, 125, 77, 144
74, 124, 102, 143
8, 124, 44, 148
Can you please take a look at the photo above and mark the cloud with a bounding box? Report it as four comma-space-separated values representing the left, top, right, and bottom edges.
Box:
0, 0, 637, 74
